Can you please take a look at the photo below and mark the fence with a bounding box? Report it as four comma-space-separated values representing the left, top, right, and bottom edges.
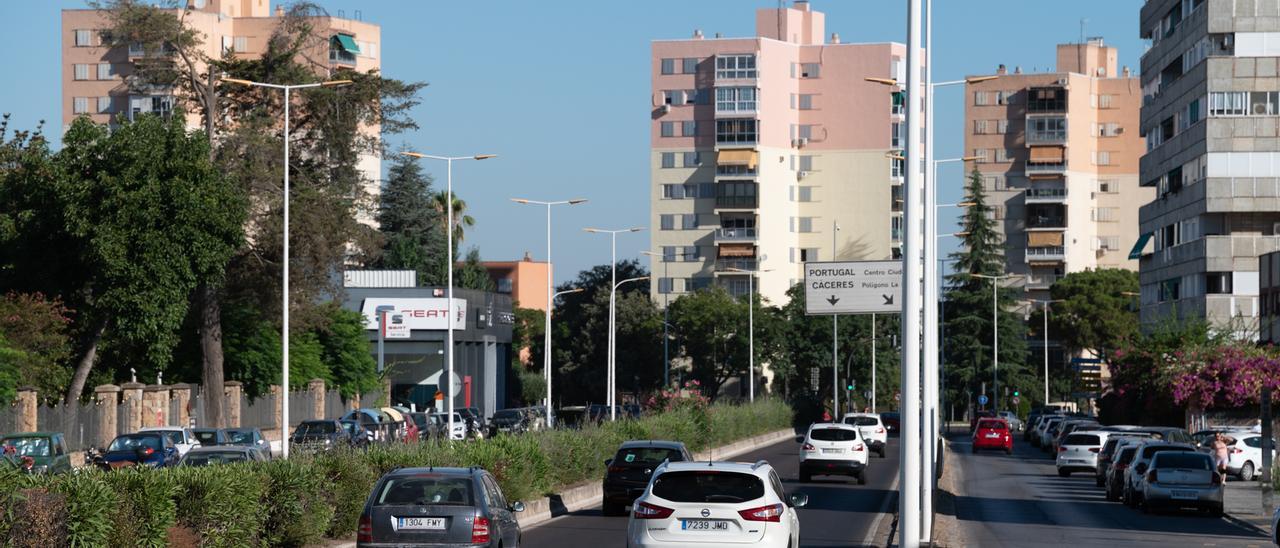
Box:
36, 402, 102, 452
0, 401, 18, 436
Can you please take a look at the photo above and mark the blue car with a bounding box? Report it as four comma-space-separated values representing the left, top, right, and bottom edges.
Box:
97, 432, 179, 470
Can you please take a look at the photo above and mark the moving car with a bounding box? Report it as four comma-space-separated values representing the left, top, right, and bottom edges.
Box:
99, 432, 179, 469
880, 412, 900, 435
602, 440, 693, 516
969, 411, 996, 433
1123, 441, 1198, 508
223, 427, 273, 459
798, 422, 869, 484
356, 467, 524, 547
291, 419, 353, 452
138, 426, 200, 456
0, 432, 73, 474
842, 412, 888, 458
1140, 451, 1223, 516
178, 445, 267, 467
1056, 430, 1105, 477
971, 418, 1013, 455
626, 460, 807, 548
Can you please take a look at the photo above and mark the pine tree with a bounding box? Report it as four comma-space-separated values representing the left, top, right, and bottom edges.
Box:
377, 151, 448, 286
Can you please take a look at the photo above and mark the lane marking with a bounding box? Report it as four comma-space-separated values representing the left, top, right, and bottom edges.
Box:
862, 454, 901, 548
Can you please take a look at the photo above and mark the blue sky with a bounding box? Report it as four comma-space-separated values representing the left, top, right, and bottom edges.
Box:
3, 1, 1146, 284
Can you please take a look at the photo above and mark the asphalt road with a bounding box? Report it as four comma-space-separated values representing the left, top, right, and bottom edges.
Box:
947, 430, 1272, 547
523, 435, 902, 548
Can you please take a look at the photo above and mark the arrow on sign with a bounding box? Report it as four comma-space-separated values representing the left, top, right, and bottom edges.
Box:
827, 295, 840, 306
882, 294, 894, 305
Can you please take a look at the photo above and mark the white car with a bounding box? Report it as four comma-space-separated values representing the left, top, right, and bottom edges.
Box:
997, 411, 1024, 432
842, 413, 888, 458
626, 460, 807, 548
137, 426, 200, 456
430, 412, 467, 441
1056, 430, 1108, 477
1222, 432, 1276, 482
798, 423, 869, 484
1037, 416, 1065, 448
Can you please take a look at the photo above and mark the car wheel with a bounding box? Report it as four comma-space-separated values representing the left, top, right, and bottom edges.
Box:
1058, 469, 1069, 478
1005, 447, 1013, 455
857, 471, 867, 485
602, 499, 624, 517
1105, 486, 1118, 502
1210, 504, 1224, 518
800, 470, 811, 483
1240, 461, 1255, 482
878, 447, 886, 458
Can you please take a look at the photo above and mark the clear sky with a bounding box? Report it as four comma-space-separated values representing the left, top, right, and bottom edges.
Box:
2, 0, 1146, 284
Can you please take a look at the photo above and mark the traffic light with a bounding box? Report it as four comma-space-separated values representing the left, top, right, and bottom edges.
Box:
846, 382, 855, 391
1013, 390, 1019, 397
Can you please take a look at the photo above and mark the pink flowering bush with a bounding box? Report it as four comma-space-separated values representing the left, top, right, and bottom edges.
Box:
645, 380, 711, 413
1170, 347, 1280, 408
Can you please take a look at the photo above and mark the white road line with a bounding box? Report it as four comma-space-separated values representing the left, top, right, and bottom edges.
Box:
862, 466, 901, 547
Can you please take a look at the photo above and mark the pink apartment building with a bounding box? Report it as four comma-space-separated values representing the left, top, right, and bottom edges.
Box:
649, 0, 910, 306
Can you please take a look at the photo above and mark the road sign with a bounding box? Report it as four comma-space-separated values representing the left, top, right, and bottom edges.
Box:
803, 261, 903, 315
1011, 396, 1020, 406
978, 394, 989, 406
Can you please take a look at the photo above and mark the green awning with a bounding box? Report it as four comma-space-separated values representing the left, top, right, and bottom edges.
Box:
333, 34, 360, 54
892, 91, 905, 106
1128, 232, 1154, 260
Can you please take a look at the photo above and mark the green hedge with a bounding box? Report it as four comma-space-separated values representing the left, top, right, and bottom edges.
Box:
0, 400, 791, 547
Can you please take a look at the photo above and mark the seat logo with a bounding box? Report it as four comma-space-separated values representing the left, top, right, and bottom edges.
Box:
701, 508, 711, 518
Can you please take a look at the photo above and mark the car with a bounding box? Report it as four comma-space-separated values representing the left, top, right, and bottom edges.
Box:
138, 426, 200, 456
223, 427, 273, 459
404, 413, 438, 441
190, 427, 228, 447
357, 466, 525, 547
1123, 441, 1198, 508
798, 422, 869, 484
842, 412, 888, 458
1106, 444, 1140, 502
178, 445, 267, 467
291, 419, 353, 452
880, 412, 900, 435
1035, 416, 1065, 449
1051, 420, 1100, 453
488, 409, 530, 437
1095, 433, 1152, 486
1056, 430, 1108, 477
341, 419, 375, 448
1220, 432, 1277, 482
969, 411, 996, 433
997, 411, 1024, 432
1140, 451, 1223, 516
99, 432, 179, 469
602, 440, 693, 516
0, 432, 73, 474
625, 460, 807, 548
1271, 503, 1280, 545
971, 418, 1013, 454
457, 407, 486, 439
430, 412, 468, 441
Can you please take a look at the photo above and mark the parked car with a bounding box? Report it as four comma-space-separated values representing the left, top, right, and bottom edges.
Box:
340, 419, 375, 448
880, 412, 901, 435
557, 406, 589, 429
602, 440, 693, 516
0, 432, 73, 474
179, 445, 267, 467
291, 419, 352, 452
1271, 503, 1279, 545
138, 426, 200, 456
489, 409, 530, 437
969, 411, 996, 433
1220, 432, 1276, 482
971, 418, 1013, 455
1037, 416, 1066, 450
842, 413, 888, 458
1056, 430, 1107, 477
1096, 432, 1152, 486
356, 466, 525, 547
1140, 450, 1224, 516
1106, 444, 1140, 502
798, 422, 869, 484
99, 432, 179, 469
626, 460, 807, 548
430, 412, 468, 441
1051, 420, 1100, 453
222, 427, 272, 459
457, 407, 486, 439
191, 427, 228, 447
997, 411, 1024, 432
1123, 441, 1198, 508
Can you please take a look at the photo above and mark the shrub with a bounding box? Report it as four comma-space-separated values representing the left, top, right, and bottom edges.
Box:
169, 464, 266, 547
259, 459, 332, 547
8, 488, 67, 547
102, 468, 178, 548
48, 471, 116, 547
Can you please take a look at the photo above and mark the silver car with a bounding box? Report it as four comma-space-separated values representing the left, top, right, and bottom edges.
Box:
1140, 451, 1223, 516
357, 467, 524, 547
997, 411, 1023, 432
1123, 441, 1198, 508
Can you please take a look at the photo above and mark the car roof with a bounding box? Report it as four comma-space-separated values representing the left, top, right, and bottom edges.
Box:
1, 432, 59, 438
386, 467, 480, 478
843, 413, 880, 419
138, 426, 187, 432
810, 422, 858, 430
186, 445, 252, 454
977, 418, 1008, 424
618, 440, 686, 450
658, 460, 769, 475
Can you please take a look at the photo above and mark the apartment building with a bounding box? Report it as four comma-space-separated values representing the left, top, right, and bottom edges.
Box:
964, 40, 1150, 302
650, 0, 907, 306
1137, 0, 1280, 336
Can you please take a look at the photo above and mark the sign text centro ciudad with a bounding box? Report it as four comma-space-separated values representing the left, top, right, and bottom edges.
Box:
803, 260, 904, 315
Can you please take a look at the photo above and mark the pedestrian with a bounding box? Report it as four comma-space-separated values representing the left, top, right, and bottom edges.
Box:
1212, 433, 1231, 474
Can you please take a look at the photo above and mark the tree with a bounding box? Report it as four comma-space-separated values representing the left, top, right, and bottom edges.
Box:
510, 307, 545, 368
0, 293, 73, 402
0, 334, 25, 406
1046, 269, 1140, 358
376, 151, 447, 286
433, 191, 476, 245
667, 288, 748, 400
457, 248, 495, 292
313, 305, 380, 399
942, 168, 1030, 413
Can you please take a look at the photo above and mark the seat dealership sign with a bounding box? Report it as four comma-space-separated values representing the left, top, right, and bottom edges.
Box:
360, 298, 467, 331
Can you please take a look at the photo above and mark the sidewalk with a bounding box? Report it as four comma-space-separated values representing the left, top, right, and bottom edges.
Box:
1224, 480, 1276, 535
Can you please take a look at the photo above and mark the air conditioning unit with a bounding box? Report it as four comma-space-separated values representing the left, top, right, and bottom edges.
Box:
797, 170, 810, 179
1223, 34, 1234, 48
660, 104, 671, 114
1272, 222, 1280, 235
1115, 127, 1125, 135
1254, 101, 1271, 115
1056, 78, 1068, 86
793, 137, 809, 148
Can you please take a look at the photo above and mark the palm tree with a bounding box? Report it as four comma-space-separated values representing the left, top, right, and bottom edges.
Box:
432, 191, 475, 244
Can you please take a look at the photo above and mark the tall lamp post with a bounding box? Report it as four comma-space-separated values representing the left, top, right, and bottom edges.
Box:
402, 151, 497, 440
726, 266, 773, 402
1026, 299, 1064, 406
543, 286, 585, 426
512, 197, 588, 429
642, 250, 693, 388
971, 273, 1022, 411
586, 227, 645, 420
608, 276, 649, 420
221, 76, 351, 459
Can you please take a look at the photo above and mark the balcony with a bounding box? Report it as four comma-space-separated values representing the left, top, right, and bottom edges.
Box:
715, 195, 758, 210
1026, 130, 1067, 145
1024, 187, 1067, 203
1025, 246, 1066, 262
1025, 273, 1063, 289
714, 227, 758, 243
1026, 216, 1066, 230
715, 258, 758, 272
1026, 87, 1067, 113
1025, 160, 1067, 176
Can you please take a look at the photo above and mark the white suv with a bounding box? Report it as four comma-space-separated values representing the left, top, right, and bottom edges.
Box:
842, 413, 888, 458
797, 423, 869, 484
626, 460, 808, 548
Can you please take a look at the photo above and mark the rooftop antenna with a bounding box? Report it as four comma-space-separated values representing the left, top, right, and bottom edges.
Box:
1079, 18, 1089, 74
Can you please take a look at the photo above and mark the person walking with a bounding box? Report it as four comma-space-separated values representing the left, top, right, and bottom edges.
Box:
1212, 433, 1231, 474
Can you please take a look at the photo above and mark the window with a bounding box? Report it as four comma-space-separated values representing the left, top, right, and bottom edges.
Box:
797, 94, 814, 110
989, 205, 1005, 220
681, 214, 699, 229
792, 217, 815, 233
792, 186, 814, 202
891, 156, 905, 179
972, 148, 990, 163
660, 121, 675, 137
891, 91, 905, 115
1097, 236, 1120, 250
658, 278, 674, 294
684, 89, 705, 105
1092, 207, 1118, 222
682, 151, 700, 167
1027, 117, 1067, 142
73, 64, 90, 80
715, 54, 757, 79
1098, 122, 1121, 137
716, 181, 757, 208
683, 246, 701, 261
891, 216, 903, 242
682, 58, 698, 74
74, 29, 94, 46
799, 63, 820, 78
234, 36, 249, 53
661, 58, 676, 75
97, 63, 114, 80
717, 163, 757, 177
715, 119, 757, 144
994, 149, 1011, 163
662, 90, 682, 106
891, 122, 903, 148
797, 155, 814, 172
682, 121, 697, 137
1094, 151, 1111, 166
996, 90, 1016, 105
661, 152, 676, 168
683, 183, 699, 197
73, 97, 89, 114
1099, 94, 1115, 109
1209, 91, 1248, 117
1206, 272, 1232, 294
662, 184, 684, 199
699, 182, 714, 197
97, 96, 112, 113
715, 87, 757, 113
1097, 179, 1118, 193
660, 214, 676, 230
974, 91, 992, 106
1159, 278, 1181, 302
662, 246, 678, 261
984, 175, 1007, 191
799, 248, 820, 262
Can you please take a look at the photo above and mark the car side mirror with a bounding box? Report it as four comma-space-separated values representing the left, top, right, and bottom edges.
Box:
789, 493, 809, 508
510, 501, 525, 513
795, 435, 806, 443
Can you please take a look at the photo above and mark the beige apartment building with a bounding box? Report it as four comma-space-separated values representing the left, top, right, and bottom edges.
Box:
964, 40, 1151, 301
650, 1, 907, 306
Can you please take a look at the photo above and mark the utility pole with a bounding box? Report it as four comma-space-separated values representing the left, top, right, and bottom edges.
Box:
899, 0, 924, 543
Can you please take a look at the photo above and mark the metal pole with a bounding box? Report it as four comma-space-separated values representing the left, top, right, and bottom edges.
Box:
992, 278, 999, 411
609, 234, 617, 421
378, 311, 386, 373
663, 259, 670, 387
921, 0, 937, 539
833, 220, 840, 416
544, 204, 553, 428
446, 158, 455, 439
871, 313, 877, 412
281, 86, 291, 459
748, 272, 754, 402
900, 0, 923, 542
1043, 303, 1050, 405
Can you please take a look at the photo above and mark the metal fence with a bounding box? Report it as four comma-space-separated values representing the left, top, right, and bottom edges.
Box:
240, 394, 277, 430
0, 402, 18, 435
324, 389, 348, 419
36, 402, 101, 452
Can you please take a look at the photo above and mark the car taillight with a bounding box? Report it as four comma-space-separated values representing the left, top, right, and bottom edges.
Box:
633, 501, 674, 519
802, 443, 815, 451
876, 427, 885, 434
143, 448, 155, 456
1058, 446, 1067, 452
1231, 448, 1243, 454
471, 516, 490, 544
1088, 448, 1100, 453
357, 515, 372, 543
738, 503, 784, 522
1146, 470, 1158, 483
853, 443, 865, 452
608, 466, 626, 473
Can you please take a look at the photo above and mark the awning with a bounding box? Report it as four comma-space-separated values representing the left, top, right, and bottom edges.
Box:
1028, 231, 1064, 247
717, 149, 758, 170
1029, 146, 1064, 162
333, 34, 361, 54
1129, 232, 1154, 259
892, 91, 905, 107
718, 244, 756, 257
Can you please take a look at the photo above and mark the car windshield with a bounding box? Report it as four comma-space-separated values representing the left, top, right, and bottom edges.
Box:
615, 447, 683, 464
224, 430, 256, 445
978, 420, 1006, 430
182, 451, 248, 466
651, 471, 764, 504
1153, 452, 1211, 470
108, 434, 162, 452
1064, 434, 1101, 446
154, 431, 184, 446
2, 437, 51, 457
296, 422, 336, 435
844, 416, 879, 426
193, 431, 220, 445
1116, 447, 1138, 464
810, 428, 859, 441
376, 476, 474, 506
493, 410, 522, 421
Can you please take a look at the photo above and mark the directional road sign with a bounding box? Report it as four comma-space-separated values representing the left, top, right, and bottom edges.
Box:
978, 394, 989, 406
803, 260, 903, 315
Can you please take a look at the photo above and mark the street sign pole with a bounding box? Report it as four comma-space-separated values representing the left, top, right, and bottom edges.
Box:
871, 313, 877, 413
900, 0, 924, 542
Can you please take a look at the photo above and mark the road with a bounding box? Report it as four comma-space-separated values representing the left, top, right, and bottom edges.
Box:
523, 435, 902, 548
946, 430, 1272, 547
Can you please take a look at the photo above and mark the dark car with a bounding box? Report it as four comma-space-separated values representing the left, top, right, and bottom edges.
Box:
601, 440, 692, 516
99, 432, 179, 469
341, 419, 375, 448
1, 432, 73, 474
292, 420, 352, 452
223, 427, 273, 459
404, 413, 438, 441
488, 409, 529, 436
880, 412, 901, 435
191, 427, 228, 447
457, 407, 486, 438
1106, 445, 1139, 501
178, 445, 267, 467
357, 467, 525, 547
970, 411, 996, 433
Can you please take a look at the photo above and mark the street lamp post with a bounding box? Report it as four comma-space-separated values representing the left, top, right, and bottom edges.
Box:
512, 198, 587, 429
545, 286, 585, 427
586, 228, 645, 420
402, 151, 497, 440
642, 250, 693, 388
726, 266, 773, 403
609, 276, 649, 420
1026, 299, 1064, 406
972, 273, 1022, 411
221, 76, 351, 459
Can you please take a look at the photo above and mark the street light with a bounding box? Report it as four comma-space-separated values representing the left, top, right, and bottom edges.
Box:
222, 76, 351, 459
402, 150, 497, 440
726, 266, 773, 403
642, 250, 695, 387
543, 286, 585, 427
512, 197, 588, 429
971, 273, 1023, 411
585, 227, 645, 421
1025, 299, 1064, 405
608, 275, 649, 420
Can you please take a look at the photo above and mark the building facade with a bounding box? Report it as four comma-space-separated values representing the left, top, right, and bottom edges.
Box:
1137, 0, 1280, 337
482, 254, 551, 312
965, 41, 1150, 302
649, 1, 906, 306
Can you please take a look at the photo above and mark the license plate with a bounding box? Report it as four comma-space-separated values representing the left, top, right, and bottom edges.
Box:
985, 433, 999, 438
397, 517, 446, 530
682, 519, 729, 531
821, 448, 843, 454
1171, 490, 1197, 500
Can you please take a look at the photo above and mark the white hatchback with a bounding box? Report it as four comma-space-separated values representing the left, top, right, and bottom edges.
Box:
842, 413, 888, 458
626, 460, 808, 548
1223, 432, 1277, 481
798, 423, 869, 484
1056, 430, 1107, 477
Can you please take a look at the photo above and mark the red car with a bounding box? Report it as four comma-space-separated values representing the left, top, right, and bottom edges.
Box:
972, 418, 1013, 454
